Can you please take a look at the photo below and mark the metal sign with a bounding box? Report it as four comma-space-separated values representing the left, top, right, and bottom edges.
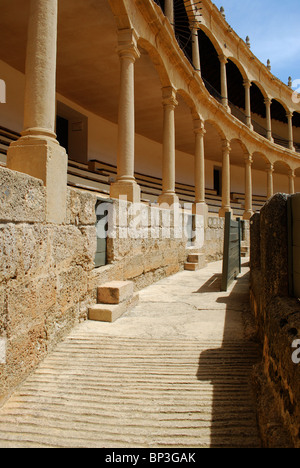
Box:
221, 212, 241, 291
95, 198, 113, 268
288, 193, 300, 298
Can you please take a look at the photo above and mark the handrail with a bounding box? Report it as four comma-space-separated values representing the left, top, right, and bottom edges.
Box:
201, 78, 300, 152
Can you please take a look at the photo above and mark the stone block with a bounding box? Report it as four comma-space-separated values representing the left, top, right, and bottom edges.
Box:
184, 262, 200, 271
57, 266, 88, 311
97, 281, 134, 304
89, 292, 139, 322
7, 138, 67, 224
0, 166, 46, 223
66, 187, 97, 226
260, 194, 289, 300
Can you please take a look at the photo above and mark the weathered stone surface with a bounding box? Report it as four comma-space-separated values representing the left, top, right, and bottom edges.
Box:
0, 166, 45, 223
89, 293, 139, 323
250, 194, 300, 447
260, 194, 289, 300
97, 281, 134, 304
66, 187, 97, 226
57, 266, 88, 312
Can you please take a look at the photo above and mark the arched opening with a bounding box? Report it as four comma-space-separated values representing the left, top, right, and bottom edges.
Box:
271, 99, 289, 148
174, 0, 193, 65
227, 59, 246, 124
175, 93, 196, 190
252, 152, 271, 203
293, 112, 300, 153
153, 0, 193, 65
133, 44, 168, 201
273, 160, 291, 194
198, 29, 221, 101
250, 82, 267, 138
229, 139, 249, 215
153, 0, 165, 10
203, 120, 224, 211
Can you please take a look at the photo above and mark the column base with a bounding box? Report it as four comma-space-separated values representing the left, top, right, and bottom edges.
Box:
243, 210, 253, 220
157, 192, 180, 208
7, 136, 67, 224
219, 206, 232, 218
110, 180, 141, 204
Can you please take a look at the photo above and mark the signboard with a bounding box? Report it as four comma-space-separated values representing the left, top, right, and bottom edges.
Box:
221, 212, 241, 291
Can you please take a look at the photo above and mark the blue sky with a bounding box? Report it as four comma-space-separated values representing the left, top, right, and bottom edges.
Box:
212, 0, 300, 86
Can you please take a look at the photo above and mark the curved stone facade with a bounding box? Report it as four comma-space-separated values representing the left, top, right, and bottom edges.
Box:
0, 0, 299, 220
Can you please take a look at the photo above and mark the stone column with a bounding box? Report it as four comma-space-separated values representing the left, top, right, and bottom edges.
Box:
287, 112, 295, 151
158, 87, 179, 207
267, 163, 274, 199
110, 29, 141, 204
193, 119, 208, 217
243, 154, 253, 220
243, 79, 253, 129
219, 54, 229, 110
264, 98, 273, 142
7, 0, 67, 224
191, 27, 201, 75
219, 140, 232, 217
165, 0, 174, 25
289, 169, 295, 195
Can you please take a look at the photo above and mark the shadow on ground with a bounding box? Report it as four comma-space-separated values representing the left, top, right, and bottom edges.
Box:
195, 268, 262, 448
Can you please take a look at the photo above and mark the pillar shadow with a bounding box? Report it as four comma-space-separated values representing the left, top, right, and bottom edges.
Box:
195, 268, 262, 448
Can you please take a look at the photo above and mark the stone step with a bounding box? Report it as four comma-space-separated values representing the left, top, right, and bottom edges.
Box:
184, 262, 201, 271
184, 253, 206, 271
187, 253, 206, 266
89, 293, 139, 323
97, 281, 134, 305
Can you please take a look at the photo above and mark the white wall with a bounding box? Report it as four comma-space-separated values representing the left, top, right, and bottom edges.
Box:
0, 59, 25, 132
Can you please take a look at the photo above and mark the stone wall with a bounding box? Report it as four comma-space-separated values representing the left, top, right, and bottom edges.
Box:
201, 216, 225, 262
0, 168, 98, 402
0, 167, 205, 403
92, 199, 196, 291
250, 194, 300, 448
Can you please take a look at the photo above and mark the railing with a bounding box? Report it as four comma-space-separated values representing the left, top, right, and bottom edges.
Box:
221, 212, 241, 291
202, 78, 222, 104
201, 80, 300, 152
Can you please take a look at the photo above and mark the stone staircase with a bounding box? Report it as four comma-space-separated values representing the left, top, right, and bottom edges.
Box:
88, 281, 139, 323
184, 252, 207, 271
241, 242, 250, 258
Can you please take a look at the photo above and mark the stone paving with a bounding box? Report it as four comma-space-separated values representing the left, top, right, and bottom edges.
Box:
0, 260, 261, 448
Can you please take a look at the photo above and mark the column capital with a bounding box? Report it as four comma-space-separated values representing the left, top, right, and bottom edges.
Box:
222, 139, 231, 152
289, 169, 296, 178
244, 153, 253, 165
193, 119, 206, 136
286, 111, 294, 119
218, 53, 228, 64
117, 28, 140, 61
264, 97, 272, 106
267, 162, 274, 173
243, 79, 252, 89
162, 86, 178, 108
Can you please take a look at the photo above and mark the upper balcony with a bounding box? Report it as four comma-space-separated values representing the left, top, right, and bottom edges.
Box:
153, 0, 300, 154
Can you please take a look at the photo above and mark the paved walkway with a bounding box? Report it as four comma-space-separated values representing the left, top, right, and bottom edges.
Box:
0, 260, 261, 448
